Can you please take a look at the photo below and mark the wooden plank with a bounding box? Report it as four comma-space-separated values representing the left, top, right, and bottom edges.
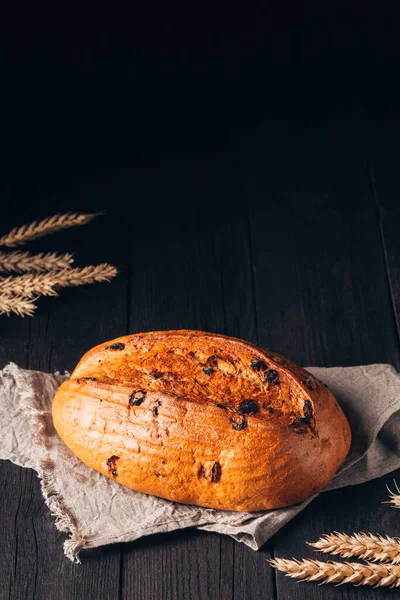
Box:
125, 530, 222, 600
1, 181, 130, 599
120, 161, 233, 600
214, 188, 275, 600
0, 207, 36, 600
377, 215, 400, 344
246, 115, 400, 599
0, 208, 34, 369
367, 111, 400, 345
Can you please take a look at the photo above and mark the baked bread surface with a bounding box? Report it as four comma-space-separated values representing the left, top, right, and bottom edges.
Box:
52, 330, 351, 511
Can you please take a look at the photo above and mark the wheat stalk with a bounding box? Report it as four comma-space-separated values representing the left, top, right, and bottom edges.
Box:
0, 264, 118, 299
46, 264, 118, 287
0, 251, 74, 273
269, 557, 400, 588
0, 293, 37, 317
386, 481, 400, 509
0, 213, 100, 247
308, 531, 400, 564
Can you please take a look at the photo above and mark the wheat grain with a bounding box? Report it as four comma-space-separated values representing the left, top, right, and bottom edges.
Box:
269, 557, 400, 587
308, 531, 400, 564
0, 264, 118, 298
386, 481, 400, 509
49, 264, 118, 287
0, 251, 74, 273
0, 273, 58, 297
0, 213, 100, 247
0, 293, 37, 317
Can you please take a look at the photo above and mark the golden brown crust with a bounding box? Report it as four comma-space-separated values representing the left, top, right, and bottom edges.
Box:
52, 330, 352, 511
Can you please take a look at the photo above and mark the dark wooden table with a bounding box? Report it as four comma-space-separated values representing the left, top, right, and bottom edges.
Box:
2, 20, 400, 597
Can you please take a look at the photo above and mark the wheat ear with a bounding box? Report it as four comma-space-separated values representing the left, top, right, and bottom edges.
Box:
269, 557, 400, 588
308, 531, 400, 564
0, 251, 74, 273
0, 293, 37, 317
386, 481, 400, 509
0, 213, 101, 247
0, 264, 118, 298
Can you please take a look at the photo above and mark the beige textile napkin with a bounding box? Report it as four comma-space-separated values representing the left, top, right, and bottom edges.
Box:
1, 362, 400, 562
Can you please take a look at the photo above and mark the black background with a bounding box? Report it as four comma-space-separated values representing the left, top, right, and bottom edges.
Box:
1, 5, 399, 199
2, 7, 400, 600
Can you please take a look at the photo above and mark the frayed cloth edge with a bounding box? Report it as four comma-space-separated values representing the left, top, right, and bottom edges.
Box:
38, 459, 85, 562
2, 363, 85, 563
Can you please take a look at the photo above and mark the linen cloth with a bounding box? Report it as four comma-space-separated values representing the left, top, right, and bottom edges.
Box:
1, 362, 400, 562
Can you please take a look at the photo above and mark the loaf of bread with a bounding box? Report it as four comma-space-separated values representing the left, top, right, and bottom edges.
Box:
52, 330, 351, 511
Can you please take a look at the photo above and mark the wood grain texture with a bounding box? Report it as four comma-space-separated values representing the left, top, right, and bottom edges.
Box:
122, 530, 222, 600
2, 109, 400, 599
